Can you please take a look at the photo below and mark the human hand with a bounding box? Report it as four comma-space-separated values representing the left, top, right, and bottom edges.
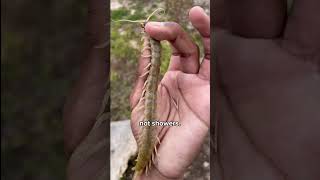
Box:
214, 0, 320, 179
130, 6, 210, 180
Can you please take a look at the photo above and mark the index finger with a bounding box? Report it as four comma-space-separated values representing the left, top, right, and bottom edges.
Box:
145, 21, 200, 74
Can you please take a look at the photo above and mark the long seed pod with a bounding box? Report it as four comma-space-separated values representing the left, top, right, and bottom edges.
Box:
134, 32, 161, 177
113, 8, 164, 178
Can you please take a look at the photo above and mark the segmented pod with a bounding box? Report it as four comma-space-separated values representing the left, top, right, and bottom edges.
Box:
112, 8, 165, 178
134, 32, 161, 176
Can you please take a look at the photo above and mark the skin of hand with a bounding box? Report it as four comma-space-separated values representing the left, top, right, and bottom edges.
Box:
213, 0, 320, 180
130, 6, 210, 180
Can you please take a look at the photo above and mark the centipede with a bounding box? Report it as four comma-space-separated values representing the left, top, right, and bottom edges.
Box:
113, 8, 165, 178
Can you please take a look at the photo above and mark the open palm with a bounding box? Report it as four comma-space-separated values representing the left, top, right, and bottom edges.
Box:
130, 6, 210, 179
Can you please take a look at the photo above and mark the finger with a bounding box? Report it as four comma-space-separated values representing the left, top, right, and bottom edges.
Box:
189, 7, 210, 80
189, 6, 210, 38
198, 59, 210, 81
145, 21, 200, 74
226, 0, 287, 38
285, 0, 320, 51
167, 53, 182, 71
130, 37, 152, 109
189, 6, 210, 60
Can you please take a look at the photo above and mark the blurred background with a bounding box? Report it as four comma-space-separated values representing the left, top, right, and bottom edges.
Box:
2, 0, 87, 179
2, 0, 209, 179
111, 0, 209, 122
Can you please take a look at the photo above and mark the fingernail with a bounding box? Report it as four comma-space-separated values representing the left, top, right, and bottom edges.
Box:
189, 6, 205, 16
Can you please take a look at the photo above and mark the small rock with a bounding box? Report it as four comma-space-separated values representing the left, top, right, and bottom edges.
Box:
110, 120, 137, 180
203, 161, 209, 168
